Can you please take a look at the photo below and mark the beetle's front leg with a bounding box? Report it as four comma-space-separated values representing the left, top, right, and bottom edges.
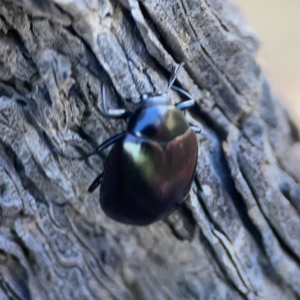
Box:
171, 85, 195, 110
102, 85, 130, 118
189, 125, 201, 133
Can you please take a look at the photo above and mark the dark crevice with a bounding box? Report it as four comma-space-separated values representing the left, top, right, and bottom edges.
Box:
115, 33, 142, 96
10, 231, 31, 268
194, 177, 226, 237
122, 7, 147, 50
113, 7, 154, 96
229, 186, 284, 283
15, 99, 27, 106
279, 184, 292, 203
0, 277, 25, 300
204, 0, 230, 32
165, 204, 196, 241
133, 2, 191, 84
0, 80, 16, 98
282, 185, 300, 213
56, 126, 108, 166
85, 81, 98, 110
53, 3, 73, 21
178, 0, 198, 39
278, 181, 300, 213
272, 228, 300, 266
37, 84, 52, 106
5, 28, 32, 61
199, 44, 244, 99
1, 99, 54, 206
18, 96, 44, 130
0, 26, 38, 91
72, 126, 96, 149
1, 77, 33, 95
195, 177, 278, 299
193, 103, 228, 139
194, 107, 265, 252
69, 82, 88, 108
0, 246, 31, 300
139, 2, 182, 63
277, 157, 300, 186
1, 140, 49, 207
286, 113, 300, 142
197, 228, 248, 300
65, 25, 126, 110
28, 15, 35, 38
9, 257, 31, 300
179, 0, 187, 16
239, 164, 300, 269
180, 202, 196, 228
23, 81, 33, 93
65, 25, 107, 79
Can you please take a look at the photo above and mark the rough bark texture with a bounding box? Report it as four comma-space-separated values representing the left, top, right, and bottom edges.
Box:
0, 0, 299, 299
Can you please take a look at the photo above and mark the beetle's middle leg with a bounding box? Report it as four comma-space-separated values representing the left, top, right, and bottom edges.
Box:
88, 173, 103, 192
54, 131, 126, 161
171, 85, 195, 110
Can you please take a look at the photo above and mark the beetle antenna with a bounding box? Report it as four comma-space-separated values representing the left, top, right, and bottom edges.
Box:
166, 62, 184, 93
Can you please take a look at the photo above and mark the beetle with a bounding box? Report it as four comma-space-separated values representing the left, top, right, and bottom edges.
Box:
58, 63, 200, 225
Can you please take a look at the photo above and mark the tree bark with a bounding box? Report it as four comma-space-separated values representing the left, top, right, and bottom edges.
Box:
0, 0, 299, 299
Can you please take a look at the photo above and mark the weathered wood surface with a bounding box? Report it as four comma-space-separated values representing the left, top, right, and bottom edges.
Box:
0, 0, 299, 299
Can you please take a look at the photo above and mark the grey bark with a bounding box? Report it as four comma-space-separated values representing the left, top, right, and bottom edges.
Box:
0, 0, 299, 299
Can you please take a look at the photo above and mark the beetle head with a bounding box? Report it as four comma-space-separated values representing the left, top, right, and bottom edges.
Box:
125, 63, 184, 108
136, 62, 184, 107
124, 92, 170, 109
139, 92, 169, 107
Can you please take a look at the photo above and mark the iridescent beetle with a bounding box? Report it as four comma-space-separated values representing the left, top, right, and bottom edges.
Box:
58, 63, 199, 225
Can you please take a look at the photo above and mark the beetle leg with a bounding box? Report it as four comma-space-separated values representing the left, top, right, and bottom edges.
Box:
54, 131, 126, 161
171, 85, 195, 110
93, 132, 125, 155
102, 85, 130, 118
103, 108, 128, 118
88, 173, 103, 193
176, 100, 195, 110
189, 125, 201, 133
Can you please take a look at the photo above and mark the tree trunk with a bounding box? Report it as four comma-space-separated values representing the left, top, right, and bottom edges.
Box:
0, 0, 299, 299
